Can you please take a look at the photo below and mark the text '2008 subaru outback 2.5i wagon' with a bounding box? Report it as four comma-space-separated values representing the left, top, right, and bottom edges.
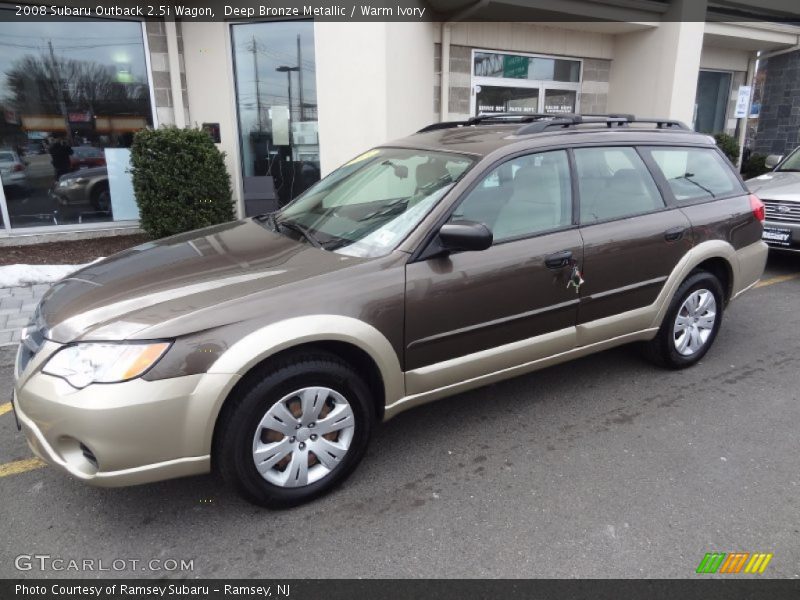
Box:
13, 114, 767, 507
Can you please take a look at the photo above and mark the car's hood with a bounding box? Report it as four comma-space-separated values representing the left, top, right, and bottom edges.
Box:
39, 219, 365, 342
746, 171, 800, 201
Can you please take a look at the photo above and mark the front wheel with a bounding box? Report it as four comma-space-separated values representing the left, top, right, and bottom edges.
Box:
643, 271, 724, 369
215, 351, 374, 508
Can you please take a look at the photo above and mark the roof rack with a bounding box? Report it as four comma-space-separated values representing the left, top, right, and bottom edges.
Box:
416, 112, 557, 133
515, 114, 690, 135
416, 113, 691, 135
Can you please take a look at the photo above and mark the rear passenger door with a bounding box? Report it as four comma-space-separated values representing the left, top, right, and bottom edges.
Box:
404, 149, 582, 383
573, 146, 691, 343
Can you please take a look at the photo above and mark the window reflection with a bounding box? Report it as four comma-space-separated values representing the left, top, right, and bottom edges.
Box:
231, 21, 320, 214
0, 16, 152, 228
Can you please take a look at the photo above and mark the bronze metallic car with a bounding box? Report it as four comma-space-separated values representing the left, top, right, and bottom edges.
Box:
13, 114, 768, 507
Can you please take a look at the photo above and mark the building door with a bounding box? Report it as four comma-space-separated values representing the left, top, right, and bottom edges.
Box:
231, 20, 320, 215
694, 70, 733, 134
471, 50, 582, 117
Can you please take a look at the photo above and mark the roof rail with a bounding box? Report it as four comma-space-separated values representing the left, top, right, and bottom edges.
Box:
515, 114, 691, 135
416, 114, 691, 135
416, 113, 567, 133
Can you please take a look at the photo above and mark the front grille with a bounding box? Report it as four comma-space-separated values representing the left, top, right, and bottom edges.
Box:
763, 200, 800, 224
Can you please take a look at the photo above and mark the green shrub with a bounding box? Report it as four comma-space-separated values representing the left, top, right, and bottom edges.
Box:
714, 132, 740, 164
130, 126, 235, 239
741, 153, 770, 180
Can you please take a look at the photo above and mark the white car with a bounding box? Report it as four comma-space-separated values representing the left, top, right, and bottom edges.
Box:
747, 147, 800, 252
0, 149, 28, 196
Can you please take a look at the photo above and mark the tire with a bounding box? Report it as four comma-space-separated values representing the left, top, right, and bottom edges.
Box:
643, 271, 724, 369
215, 350, 375, 508
91, 185, 110, 212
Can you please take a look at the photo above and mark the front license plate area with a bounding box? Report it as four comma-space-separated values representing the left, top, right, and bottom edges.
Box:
762, 227, 791, 246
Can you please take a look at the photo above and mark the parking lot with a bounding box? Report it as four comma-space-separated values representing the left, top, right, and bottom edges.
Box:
0, 252, 798, 579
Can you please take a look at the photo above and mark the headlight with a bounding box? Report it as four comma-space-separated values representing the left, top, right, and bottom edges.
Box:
59, 177, 87, 187
42, 342, 171, 389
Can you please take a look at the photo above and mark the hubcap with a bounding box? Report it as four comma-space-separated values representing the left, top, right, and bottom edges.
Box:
673, 288, 717, 356
252, 387, 355, 488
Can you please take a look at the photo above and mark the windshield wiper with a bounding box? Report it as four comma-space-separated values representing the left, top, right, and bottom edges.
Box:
277, 219, 322, 248
253, 212, 279, 232
674, 173, 716, 198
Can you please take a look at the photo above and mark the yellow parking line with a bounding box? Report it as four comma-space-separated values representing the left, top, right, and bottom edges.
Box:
755, 273, 800, 288
0, 457, 45, 478
0, 402, 11, 417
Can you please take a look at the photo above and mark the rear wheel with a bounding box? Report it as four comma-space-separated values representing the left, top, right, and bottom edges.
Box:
643, 271, 724, 369
215, 351, 374, 508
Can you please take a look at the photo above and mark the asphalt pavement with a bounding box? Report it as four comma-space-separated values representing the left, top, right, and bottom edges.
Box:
0, 252, 798, 579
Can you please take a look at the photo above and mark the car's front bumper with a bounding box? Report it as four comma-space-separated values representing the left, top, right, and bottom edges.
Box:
14, 346, 238, 487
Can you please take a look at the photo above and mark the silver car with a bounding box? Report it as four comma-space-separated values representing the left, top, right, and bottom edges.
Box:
0, 149, 28, 196
747, 147, 800, 252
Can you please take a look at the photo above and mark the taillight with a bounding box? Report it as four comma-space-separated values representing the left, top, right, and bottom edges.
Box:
750, 194, 765, 222
12, 163, 24, 172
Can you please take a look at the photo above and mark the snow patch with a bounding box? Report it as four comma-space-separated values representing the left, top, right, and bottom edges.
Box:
0, 259, 103, 288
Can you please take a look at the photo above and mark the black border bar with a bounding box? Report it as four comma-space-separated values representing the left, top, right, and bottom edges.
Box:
4, 579, 800, 600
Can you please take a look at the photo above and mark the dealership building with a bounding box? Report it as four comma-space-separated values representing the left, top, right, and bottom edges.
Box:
0, 0, 799, 242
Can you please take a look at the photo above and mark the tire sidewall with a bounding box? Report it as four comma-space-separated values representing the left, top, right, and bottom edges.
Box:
661, 272, 724, 368
224, 359, 373, 508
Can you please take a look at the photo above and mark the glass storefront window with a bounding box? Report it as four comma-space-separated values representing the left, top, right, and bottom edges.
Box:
474, 52, 580, 83
476, 86, 539, 115
231, 20, 319, 214
0, 15, 153, 229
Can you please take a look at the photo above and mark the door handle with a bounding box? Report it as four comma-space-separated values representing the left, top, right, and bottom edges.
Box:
664, 227, 686, 242
545, 250, 573, 269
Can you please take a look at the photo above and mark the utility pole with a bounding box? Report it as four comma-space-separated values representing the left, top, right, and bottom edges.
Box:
48, 40, 72, 144
296, 34, 304, 121
250, 36, 263, 131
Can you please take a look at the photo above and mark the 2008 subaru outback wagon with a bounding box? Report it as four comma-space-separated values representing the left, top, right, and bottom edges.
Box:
13, 114, 767, 507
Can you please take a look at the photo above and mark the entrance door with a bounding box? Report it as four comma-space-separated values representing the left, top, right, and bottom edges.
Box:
404, 149, 582, 389
471, 50, 582, 117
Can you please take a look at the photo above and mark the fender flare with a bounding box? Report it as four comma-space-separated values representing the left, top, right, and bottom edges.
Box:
650, 239, 739, 328
206, 314, 405, 406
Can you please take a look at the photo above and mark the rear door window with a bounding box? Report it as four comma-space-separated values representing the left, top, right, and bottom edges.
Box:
645, 147, 744, 202
574, 147, 665, 223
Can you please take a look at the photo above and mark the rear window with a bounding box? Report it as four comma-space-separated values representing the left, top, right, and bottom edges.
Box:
645, 147, 743, 202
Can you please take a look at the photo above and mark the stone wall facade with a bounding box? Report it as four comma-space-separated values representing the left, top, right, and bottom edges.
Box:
754, 51, 800, 156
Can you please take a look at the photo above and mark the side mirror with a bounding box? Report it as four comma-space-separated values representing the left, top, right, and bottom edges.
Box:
439, 220, 493, 252
765, 154, 783, 169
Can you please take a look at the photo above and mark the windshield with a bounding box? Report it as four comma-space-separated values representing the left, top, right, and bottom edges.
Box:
273, 147, 475, 257
776, 147, 800, 172
0, 152, 14, 162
